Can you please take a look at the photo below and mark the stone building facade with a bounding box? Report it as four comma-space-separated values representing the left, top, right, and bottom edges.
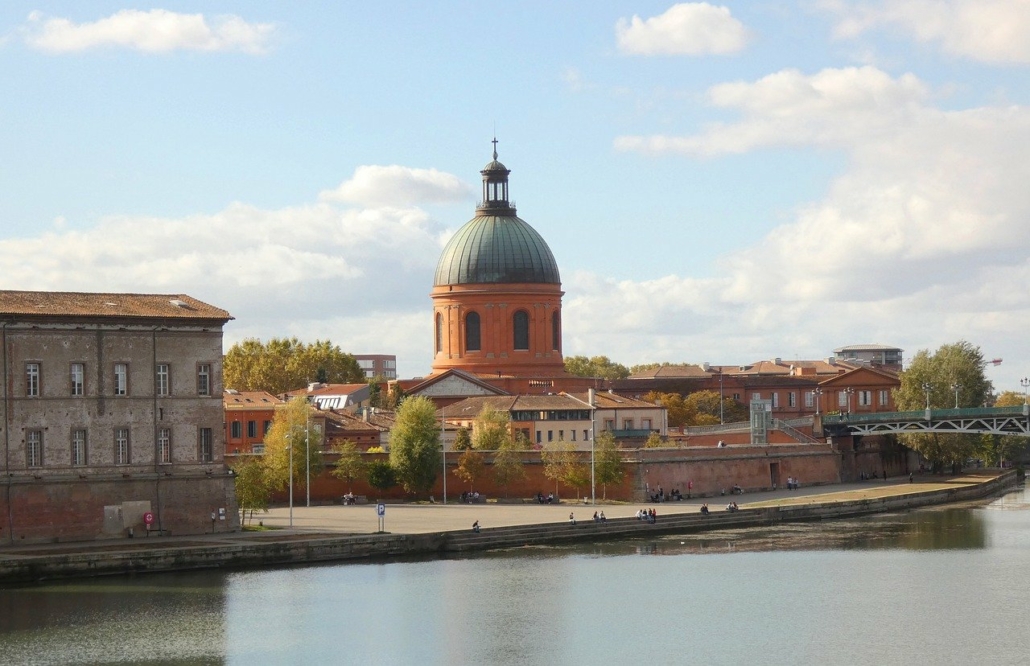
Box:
0, 291, 238, 543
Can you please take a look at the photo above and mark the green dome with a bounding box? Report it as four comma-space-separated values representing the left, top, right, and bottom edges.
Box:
434, 214, 561, 286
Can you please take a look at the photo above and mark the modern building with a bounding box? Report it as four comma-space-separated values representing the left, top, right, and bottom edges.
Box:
353, 354, 397, 380
282, 383, 371, 411
0, 291, 238, 543
833, 344, 903, 370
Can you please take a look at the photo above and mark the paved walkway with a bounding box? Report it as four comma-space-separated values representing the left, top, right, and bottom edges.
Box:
256, 473, 997, 535
0, 473, 1002, 559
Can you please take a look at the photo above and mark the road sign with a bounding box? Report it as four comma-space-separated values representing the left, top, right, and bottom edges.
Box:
376, 503, 386, 517
143, 511, 154, 526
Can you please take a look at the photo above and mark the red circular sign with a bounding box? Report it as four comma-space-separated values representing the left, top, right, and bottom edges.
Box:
143, 511, 154, 525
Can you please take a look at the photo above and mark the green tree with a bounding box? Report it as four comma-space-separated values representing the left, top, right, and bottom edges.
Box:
541, 441, 582, 497
224, 337, 363, 394
452, 426, 473, 452
388, 396, 440, 496
894, 341, 992, 471
366, 459, 397, 497
594, 430, 624, 500
643, 432, 665, 448
563, 355, 631, 381
646, 391, 694, 427
330, 440, 366, 493
367, 379, 383, 408
684, 389, 747, 424
492, 440, 526, 498
232, 456, 270, 525
472, 406, 512, 450
455, 448, 485, 492
261, 397, 323, 494
976, 391, 1030, 467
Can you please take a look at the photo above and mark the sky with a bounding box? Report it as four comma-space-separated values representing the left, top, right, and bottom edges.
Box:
2, 1, 1029, 391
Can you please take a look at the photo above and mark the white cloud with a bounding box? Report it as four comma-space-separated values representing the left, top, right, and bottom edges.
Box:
23, 9, 275, 54
616, 3, 750, 56
824, 0, 1030, 64
319, 165, 473, 207
602, 66, 1030, 387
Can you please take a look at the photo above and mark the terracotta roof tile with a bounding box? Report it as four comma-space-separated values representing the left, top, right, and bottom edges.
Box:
0, 291, 231, 321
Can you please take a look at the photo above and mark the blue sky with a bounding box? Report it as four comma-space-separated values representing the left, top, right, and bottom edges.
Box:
2, 2, 1030, 391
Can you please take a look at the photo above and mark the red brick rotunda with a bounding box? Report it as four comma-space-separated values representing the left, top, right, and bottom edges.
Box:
431, 143, 564, 379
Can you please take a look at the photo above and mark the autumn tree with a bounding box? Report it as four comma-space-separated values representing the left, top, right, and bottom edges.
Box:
976, 391, 1029, 467
894, 341, 992, 471
261, 397, 323, 495
563, 355, 631, 381
643, 432, 665, 448
542, 441, 587, 497
472, 406, 512, 450
388, 396, 440, 496
646, 392, 694, 427
224, 337, 363, 394
330, 440, 366, 494
684, 389, 748, 424
455, 449, 486, 493
232, 456, 270, 525
492, 440, 526, 498
593, 430, 624, 499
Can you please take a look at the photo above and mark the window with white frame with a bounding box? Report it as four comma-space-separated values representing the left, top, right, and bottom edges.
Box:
858, 390, 872, 407
26, 362, 40, 397
115, 428, 130, 465
114, 363, 128, 396
642, 418, 652, 430
805, 391, 814, 408
771, 393, 780, 408
156, 364, 170, 396
199, 428, 213, 462
26, 430, 43, 468
197, 363, 211, 396
751, 392, 760, 401
72, 429, 87, 466
879, 390, 890, 406
838, 392, 848, 408
71, 363, 84, 396
604, 419, 614, 431
158, 428, 171, 464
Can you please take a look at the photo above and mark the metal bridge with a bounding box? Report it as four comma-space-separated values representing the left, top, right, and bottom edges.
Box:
821, 405, 1030, 437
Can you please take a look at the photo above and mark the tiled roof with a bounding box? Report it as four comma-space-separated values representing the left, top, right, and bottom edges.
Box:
628, 364, 710, 379
285, 383, 368, 397
0, 291, 231, 321
223, 390, 283, 408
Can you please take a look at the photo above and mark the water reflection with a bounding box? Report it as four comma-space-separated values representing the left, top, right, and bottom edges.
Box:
0, 487, 1026, 666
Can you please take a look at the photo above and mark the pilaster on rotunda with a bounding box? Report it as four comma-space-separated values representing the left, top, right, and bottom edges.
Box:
431, 142, 565, 378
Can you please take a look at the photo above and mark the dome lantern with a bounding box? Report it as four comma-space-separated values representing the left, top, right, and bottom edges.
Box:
477, 137, 516, 216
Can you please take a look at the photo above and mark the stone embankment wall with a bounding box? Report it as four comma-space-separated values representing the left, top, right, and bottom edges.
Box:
0, 471, 1016, 584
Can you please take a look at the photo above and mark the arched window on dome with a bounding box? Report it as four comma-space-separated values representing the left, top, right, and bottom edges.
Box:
551, 311, 560, 352
513, 311, 530, 351
435, 313, 443, 354
465, 312, 481, 351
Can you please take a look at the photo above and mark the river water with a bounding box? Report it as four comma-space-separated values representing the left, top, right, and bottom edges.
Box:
2, 486, 1029, 666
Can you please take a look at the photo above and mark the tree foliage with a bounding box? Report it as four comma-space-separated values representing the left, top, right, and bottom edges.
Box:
330, 440, 366, 493
894, 341, 992, 470
224, 337, 363, 394
593, 430, 624, 499
261, 397, 323, 493
975, 391, 1030, 466
643, 432, 665, 448
541, 441, 586, 497
492, 440, 526, 497
455, 449, 486, 492
366, 460, 396, 496
232, 456, 270, 525
646, 390, 746, 427
472, 406, 512, 450
388, 396, 440, 495
452, 426, 473, 452
563, 355, 630, 381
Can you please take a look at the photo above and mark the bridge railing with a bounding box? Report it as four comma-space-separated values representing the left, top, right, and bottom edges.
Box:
822, 405, 1029, 427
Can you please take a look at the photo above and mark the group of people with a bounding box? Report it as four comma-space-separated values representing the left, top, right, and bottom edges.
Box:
785, 476, 800, 491
460, 491, 481, 503
592, 511, 607, 523
725, 502, 739, 512
700, 504, 710, 515
536, 492, 557, 504
636, 508, 658, 523
647, 486, 686, 503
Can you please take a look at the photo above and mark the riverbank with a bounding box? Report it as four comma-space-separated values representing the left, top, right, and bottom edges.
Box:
0, 471, 1016, 584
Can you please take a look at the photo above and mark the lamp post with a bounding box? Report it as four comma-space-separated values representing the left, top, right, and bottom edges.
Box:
1021, 377, 1029, 404
718, 370, 725, 424
441, 404, 447, 505
845, 387, 854, 414
814, 388, 823, 416
590, 390, 596, 506
305, 415, 311, 508
922, 382, 933, 410
951, 383, 961, 409
287, 442, 293, 528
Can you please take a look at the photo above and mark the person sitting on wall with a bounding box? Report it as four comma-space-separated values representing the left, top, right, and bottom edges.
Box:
537, 491, 544, 504
343, 492, 355, 505
569, 512, 576, 526
732, 484, 743, 495
700, 504, 710, 515
599, 511, 607, 523
547, 492, 555, 504
593, 511, 600, 523
472, 520, 480, 533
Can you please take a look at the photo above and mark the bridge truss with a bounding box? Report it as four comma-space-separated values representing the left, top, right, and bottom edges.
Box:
822, 406, 1030, 437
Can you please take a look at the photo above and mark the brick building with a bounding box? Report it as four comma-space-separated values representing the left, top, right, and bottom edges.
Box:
0, 291, 238, 543
224, 390, 282, 454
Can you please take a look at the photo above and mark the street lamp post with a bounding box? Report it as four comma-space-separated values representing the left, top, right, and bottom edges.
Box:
441, 404, 447, 505
814, 388, 823, 416
922, 382, 933, 410
719, 370, 725, 424
305, 416, 311, 508
590, 391, 596, 506
845, 387, 854, 414
287, 442, 293, 528
1021, 377, 1029, 404
951, 383, 961, 409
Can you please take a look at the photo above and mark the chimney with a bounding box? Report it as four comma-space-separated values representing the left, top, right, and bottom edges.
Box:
702, 362, 710, 371
588, 388, 596, 407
